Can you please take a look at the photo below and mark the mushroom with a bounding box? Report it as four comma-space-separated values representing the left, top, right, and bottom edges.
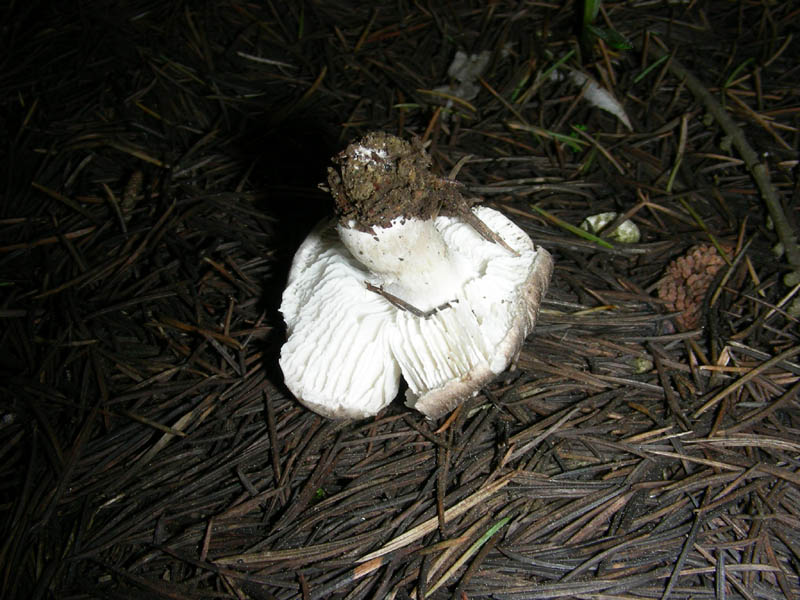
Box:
279, 132, 552, 419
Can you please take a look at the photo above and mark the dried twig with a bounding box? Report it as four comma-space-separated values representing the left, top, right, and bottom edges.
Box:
647, 44, 800, 287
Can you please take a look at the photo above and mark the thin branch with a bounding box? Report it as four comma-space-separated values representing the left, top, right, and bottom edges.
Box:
647, 45, 800, 287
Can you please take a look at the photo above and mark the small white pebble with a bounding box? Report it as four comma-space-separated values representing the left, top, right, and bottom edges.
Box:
581, 212, 641, 243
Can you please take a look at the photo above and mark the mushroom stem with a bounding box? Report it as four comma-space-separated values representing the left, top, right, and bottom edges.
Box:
337, 217, 464, 312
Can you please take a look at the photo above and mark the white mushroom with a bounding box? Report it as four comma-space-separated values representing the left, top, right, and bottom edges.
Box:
279, 132, 552, 419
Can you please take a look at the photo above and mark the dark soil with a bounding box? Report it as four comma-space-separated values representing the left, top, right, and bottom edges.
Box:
329, 131, 475, 230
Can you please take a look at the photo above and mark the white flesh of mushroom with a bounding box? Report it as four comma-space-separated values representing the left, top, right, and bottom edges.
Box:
279, 205, 552, 419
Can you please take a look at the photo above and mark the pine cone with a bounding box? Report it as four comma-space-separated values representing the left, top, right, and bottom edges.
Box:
656, 243, 730, 330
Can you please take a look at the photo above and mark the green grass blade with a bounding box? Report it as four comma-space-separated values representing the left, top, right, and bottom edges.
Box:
532, 205, 615, 249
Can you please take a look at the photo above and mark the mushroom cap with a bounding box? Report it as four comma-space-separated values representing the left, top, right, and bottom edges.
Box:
279, 206, 552, 419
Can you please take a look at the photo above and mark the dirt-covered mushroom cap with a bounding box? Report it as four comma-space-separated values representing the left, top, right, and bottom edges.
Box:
279, 132, 552, 419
